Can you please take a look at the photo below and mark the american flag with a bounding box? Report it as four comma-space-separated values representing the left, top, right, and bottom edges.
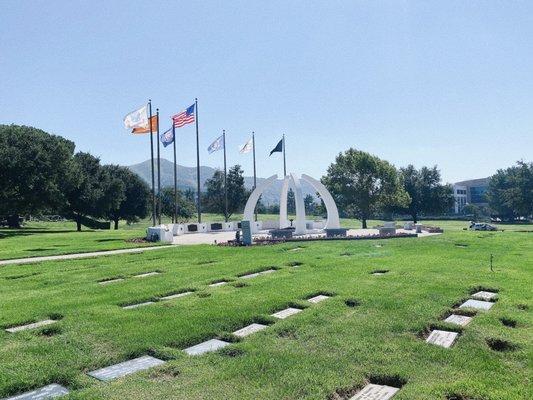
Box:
172, 103, 195, 128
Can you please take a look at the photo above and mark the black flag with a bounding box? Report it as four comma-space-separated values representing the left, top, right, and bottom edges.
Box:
269, 138, 283, 156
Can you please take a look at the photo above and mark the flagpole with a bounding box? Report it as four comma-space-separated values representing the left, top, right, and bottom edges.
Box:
195, 98, 201, 223
172, 124, 178, 224
252, 132, 257, 221
148, 100, 156, 227
282, 133, 287, 177
223, 130, 228, 223
156, 109, 161, 226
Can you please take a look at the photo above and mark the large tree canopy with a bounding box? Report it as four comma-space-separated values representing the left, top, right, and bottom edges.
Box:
102, 165, 150, 229
158, 187, 195, 222
204, 165, 248, 221
0, 124, 76, 227
487, 161, 533, 220
64, 152, 114, 231
399, 165, 454, 223
322, 148, 409, 228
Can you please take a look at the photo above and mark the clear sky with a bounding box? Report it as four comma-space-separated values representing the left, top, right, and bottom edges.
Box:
1, 0, 532, 183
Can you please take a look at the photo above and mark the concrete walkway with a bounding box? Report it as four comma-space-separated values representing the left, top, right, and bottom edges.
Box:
1, 229, 439, 266
0, 245, 169, 266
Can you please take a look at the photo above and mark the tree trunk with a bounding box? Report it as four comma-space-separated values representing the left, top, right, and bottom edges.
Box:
362, 218, 367, 229
7, 214, 21, 228
75, 214, 82, 232
412, 213, 418, 224
114, 218, 119, 230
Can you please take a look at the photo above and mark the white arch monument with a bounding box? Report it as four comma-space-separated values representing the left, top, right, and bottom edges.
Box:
243, 173, 341, 234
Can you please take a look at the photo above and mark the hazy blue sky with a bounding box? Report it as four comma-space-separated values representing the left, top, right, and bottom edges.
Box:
1, 1, 532, 183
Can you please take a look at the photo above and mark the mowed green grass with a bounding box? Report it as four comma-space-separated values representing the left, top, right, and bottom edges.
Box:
1, 216, 529, 261
0, 230, 531, 399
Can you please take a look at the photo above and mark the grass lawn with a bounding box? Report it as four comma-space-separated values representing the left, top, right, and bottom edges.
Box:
0, 228, 531, 399
1, 215, 529, 261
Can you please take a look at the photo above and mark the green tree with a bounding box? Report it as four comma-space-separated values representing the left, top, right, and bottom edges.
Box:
204, 165, 247, 221
102, 165, 150, 229
399, 165, 454, 223
159, 187, 195, 222
0, 124, 76, 227
304, 194, 317, 215
322, 148, 410, 228
64, 152, 108, 231
487, 161, 533, 220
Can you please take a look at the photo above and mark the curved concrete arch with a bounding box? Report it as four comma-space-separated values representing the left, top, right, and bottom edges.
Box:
290, 173, 307, 234
243, 174, 278, 232
279, 176, 290, 229
301, 174, 340, 229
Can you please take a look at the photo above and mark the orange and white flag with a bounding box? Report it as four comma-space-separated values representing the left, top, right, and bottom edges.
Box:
131, 115, 158, 134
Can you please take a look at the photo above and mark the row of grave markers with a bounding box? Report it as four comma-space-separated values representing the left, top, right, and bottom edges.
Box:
121, 268, 279, 309
2, 293, 330, 399
425, 290, 498, 349
2, 283, 499, 400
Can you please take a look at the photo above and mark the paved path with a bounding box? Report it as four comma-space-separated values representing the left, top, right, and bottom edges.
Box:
1, 229, 439, 266
0, 245, 169, 266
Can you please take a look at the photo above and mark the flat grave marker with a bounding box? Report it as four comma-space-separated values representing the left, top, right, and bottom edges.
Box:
133, 272, 160, 278
99, 278, 124, 285
184, 339, 230, 355
122, 301, 154, 309
240, 272, 261, 279
259, 269, 276, 275
160, 292, 192, 300
87, 355, 165, 381
6, 320, 57, 333
444, 314, 472, 327
471, 291, 498, 301
4, 383, 69, 400
426, 329, 458, 348
308, 295, 330, 303
460, 299, 494, 311
209, 281, 228, 287
350, 383, 399, 399
271, 307, 302, 319
233, 323, 268, 337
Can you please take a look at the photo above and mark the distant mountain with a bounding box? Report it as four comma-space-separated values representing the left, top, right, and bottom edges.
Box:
127, 159, 317, 205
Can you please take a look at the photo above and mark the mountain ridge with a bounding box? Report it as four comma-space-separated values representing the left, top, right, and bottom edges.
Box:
127, 159, 317, 205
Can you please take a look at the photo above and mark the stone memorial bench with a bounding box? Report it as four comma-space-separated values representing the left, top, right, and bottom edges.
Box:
325, 228, 347, 238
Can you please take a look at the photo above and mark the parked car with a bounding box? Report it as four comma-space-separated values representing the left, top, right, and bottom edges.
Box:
469, 222, 497, 231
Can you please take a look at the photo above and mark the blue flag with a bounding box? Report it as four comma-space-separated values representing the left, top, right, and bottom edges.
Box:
160, 128, 174, 148
269, 138, 283, 156
207, 135, 224, 154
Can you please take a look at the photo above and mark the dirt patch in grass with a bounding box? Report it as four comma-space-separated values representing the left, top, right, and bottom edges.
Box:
276, 327, 298, 340
327, 384, 364, 400
367, 373, 407, 388
370, 269, 389, 274
219, 347, 245, 358
446, 393, 484, 400
125, 237, 150, 243
98, 276, 124, 283
38, 326, 62, 337
149, 364, 180, 381
286, 261, 303, 267
486, 338, 519, 352
517, 303, 529, 311
454, 243, 469, 247
340, 252, 352, 256
499, 317, 517, 328
306, 290, 335, 300
345, 298, 361, 308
